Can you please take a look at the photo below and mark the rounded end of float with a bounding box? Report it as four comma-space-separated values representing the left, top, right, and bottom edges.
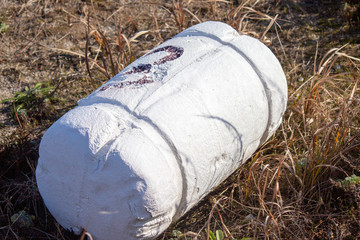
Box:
36, 103, 182, 239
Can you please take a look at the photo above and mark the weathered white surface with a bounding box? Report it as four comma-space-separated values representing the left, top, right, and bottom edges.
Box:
36, 21, 287, 239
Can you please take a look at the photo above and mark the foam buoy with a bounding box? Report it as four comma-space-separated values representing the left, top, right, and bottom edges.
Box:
36, 21, 287, 239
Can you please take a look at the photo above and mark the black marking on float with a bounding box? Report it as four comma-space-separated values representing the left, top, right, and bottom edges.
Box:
98, 45, 184, 91
98, 76, 154, 91
148, 46, 184, 65
124, 64, 152, 74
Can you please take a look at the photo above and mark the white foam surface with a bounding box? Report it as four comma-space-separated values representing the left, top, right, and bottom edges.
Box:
36, 21, 287, 239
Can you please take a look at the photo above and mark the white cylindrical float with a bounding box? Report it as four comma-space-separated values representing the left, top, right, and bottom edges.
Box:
36, 21, 287, 239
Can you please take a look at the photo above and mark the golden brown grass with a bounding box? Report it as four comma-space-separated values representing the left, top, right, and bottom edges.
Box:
0, 0, 359, 239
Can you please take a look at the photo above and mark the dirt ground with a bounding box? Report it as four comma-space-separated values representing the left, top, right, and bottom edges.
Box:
1, 1, 359, 135
0, 0, 359, 239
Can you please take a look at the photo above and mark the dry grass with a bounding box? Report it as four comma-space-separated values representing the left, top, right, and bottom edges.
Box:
0, 0, 359, 239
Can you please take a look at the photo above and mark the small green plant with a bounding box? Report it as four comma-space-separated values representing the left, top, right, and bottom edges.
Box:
339, 175, 360, 187
172, 230, 183, 237
1, 83, 57, 125
168, 229, 192, 240
10, 210, 35, 228
208, 229, 224, 240
0, 21, 9, 33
